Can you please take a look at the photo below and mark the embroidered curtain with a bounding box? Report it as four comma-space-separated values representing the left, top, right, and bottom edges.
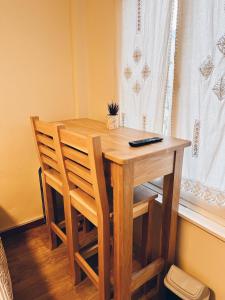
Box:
172, 0, 225, 220
120, 0, 174, 133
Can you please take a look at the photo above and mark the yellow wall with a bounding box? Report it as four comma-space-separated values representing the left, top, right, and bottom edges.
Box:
0, 0, 118, 232
85, 0, 118, 121
1, 1, 224, 299
0, 0, 75, 231
70, 0, 89, 118
177, 219, 225, 300
70, 0, 118, 121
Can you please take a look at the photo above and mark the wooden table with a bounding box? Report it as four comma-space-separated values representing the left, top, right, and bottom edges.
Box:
58, 118, 191, 299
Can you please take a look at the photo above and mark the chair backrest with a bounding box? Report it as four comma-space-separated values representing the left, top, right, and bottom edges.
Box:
30, 116, 64, 174
56, 128, 109, 218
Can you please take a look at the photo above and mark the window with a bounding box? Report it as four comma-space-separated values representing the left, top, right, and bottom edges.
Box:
120, 0, 225, 226
120, 0, 174, 133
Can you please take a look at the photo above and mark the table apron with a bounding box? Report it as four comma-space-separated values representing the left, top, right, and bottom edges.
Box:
133, 151, 174, 186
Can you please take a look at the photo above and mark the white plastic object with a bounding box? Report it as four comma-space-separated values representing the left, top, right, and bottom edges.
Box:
164, 265, 210, 300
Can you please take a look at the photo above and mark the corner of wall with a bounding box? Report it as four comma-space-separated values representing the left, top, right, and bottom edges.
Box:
69, 0, 89, 119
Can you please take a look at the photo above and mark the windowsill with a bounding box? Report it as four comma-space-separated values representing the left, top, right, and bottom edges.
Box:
144, 183, 225, 242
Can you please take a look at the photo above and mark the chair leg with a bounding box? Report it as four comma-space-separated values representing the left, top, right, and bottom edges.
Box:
97, 221, 110, 300
64, 196, 81, 284
42, 178, 57, 250
140, 200, 154, 266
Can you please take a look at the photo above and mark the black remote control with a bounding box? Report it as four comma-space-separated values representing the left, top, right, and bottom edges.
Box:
129, 137, 163, 147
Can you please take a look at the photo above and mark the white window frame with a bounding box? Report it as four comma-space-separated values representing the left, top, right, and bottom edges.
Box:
144, 182, 225, 241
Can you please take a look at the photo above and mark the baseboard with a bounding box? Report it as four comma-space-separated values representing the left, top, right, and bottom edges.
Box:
0, 217, 45, 238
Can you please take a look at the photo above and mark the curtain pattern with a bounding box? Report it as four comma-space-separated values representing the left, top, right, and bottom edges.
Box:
120, 0, 225, 220
120, 0, 173, 133
173, 0, 225, 219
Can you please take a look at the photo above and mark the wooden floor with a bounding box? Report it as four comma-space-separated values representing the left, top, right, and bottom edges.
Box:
3, 225, 177, 300
3, 225, 99, 300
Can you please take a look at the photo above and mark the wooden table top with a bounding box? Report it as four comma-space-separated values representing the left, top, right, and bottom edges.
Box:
59, 118, 191, 164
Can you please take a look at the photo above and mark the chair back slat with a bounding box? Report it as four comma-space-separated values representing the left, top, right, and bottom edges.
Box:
35, 120, 55, 137
60, 129, 88, 153
62, 145, 90, 168
39, 145, 57, 161
36, 133, 54, 149
67, 172, 95, 198
30, 116, 63, 173
65, 159, 92, 184
41, 154, 60, 172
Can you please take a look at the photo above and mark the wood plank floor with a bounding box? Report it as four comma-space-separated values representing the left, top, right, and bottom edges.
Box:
3, 225, 99, 300
3, 225, 177, 300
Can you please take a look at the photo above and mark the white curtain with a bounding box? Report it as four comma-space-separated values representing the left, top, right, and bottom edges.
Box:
173, 0, 225, 220
120, 0, 174, 133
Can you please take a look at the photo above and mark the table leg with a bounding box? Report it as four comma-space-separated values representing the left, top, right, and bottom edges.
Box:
159, 149, 184, 299
111, 162, 134, 300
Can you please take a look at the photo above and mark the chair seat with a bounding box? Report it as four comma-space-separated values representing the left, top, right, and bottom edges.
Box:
70, 189, 98, 226
70, 185, 157, 227
133, 185, 157, 219
44, 168, 63, 194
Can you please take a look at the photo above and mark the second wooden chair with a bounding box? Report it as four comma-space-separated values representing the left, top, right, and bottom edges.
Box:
54, 128, 158, 299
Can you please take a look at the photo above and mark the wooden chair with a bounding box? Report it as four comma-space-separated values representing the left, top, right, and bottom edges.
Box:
30, 117, 95, 276
54, 128, 158, 299
31, 116, 67, 249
